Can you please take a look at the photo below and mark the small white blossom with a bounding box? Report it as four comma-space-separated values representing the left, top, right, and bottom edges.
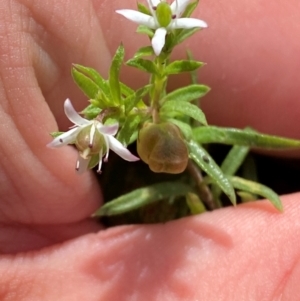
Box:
47, 99, 139, 174
116, 0, 207, 56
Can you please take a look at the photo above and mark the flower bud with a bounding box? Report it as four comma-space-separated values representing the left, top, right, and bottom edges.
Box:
137, 122, 189, 174
75, 124, 107, 158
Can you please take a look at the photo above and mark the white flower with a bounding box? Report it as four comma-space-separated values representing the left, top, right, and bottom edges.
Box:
47, 99, 139, 174
116, 0, 207, 56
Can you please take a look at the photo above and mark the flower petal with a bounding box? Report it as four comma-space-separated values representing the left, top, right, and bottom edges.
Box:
107, 136, 140, 162
151, 27, 167, 56
147, 0, 160, 8
116, 9, 157, 28
64, 99, 90, 126
170, 0, 190, 17
96, 122, 119, 136
169, 17, 208, 29
75, 155, 90, 174
47, 127, 81, 148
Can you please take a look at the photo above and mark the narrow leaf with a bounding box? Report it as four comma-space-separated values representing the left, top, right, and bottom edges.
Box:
161, 100, 207, 125
134, 46, 154, 58
120, 82, 134, 98
173, 28, 200, 46
165, 118, 193, 139
212, 145, 250, 200
72, 64, 110, 97
186, 192, 206, 214
136, 25, 154, 38
124, 84, 151, 113
94, 182, 194, 216
80, 104, 101, 119
221, 145, 250, 176
187, 50, 198, 85
126, 58, 158, 74
181, 0, 199, 17
109, 44, 124, 105
193, 126, 300, 149
71, 67, 100, 99
117, 114, 141, 146
187, 140, 236, 205
137, 2, 151, 15
164, 60, 204, 75
229, 176, 283, 211
160, 84, 210, 104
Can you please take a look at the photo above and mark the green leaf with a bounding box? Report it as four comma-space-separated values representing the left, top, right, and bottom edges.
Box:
187, 50, 198, 85
80, 104, 101, 119
93, 182, 194, 216
72, 64, 110, 97
165, 118, 193, 139
187, 140, 236, 205
193, 126, 300, 149
186, 192, 206, 214
222, 145, 250, 176
229, 176, 283, 211
181, 0, 199, 17
126, 58, 158, 74
160, 84, 210, 105
50, 131, 64, 138
109, 44, 124, 105
117, 114, 141, 146
137, 2, 151, 15
164, 60, 204, 75
212, 145, 250, 200
134, 46, 155, 58
71, 67, 100, 99
173, 28, 200, 46
124, 84, 151, 113
136, 25, 154, 38
120, 82, 134, 98
161, 100, 207, 125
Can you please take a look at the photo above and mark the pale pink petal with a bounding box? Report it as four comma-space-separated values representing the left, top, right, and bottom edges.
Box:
97, 149, 103, 173
64, 99, 90, 126
147, 0, 160, 8
107, 136, 140, 162
152, 27, 167, 56
96, 123, 119, 136
47, 127, 81, 148
169, 18, 208, 29
170, 0, 190, 17
116, 9, 157, 28
75, 155, 90, 174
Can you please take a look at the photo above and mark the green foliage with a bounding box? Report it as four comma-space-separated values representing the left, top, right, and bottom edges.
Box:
126, 58, 158, 74
134, 46, 155, 58
50, 0, 300, 225
187, 140, 237, 206
186, 192, 206, 214
80, 104, 101, 120
164, 60, 204, 75
136, 25, 154, 38
160, 100, 208, 125
229, 176, 283, 211
109, 44, 124, 105
94, 182, 194, 216
160, 84, 210, 105
117, 114, 142, 146
193, 126, 300, 148
137, 2, 151, 15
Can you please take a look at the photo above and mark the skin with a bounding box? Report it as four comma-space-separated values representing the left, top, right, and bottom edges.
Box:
0, 0, 300, 299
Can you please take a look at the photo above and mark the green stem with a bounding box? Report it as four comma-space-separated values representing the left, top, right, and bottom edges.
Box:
151, 55, 169, 123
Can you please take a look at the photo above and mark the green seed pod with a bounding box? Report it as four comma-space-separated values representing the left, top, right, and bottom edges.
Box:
75, 124, 107, 157
137, 122, 189, 174
156, 1, 172, 28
